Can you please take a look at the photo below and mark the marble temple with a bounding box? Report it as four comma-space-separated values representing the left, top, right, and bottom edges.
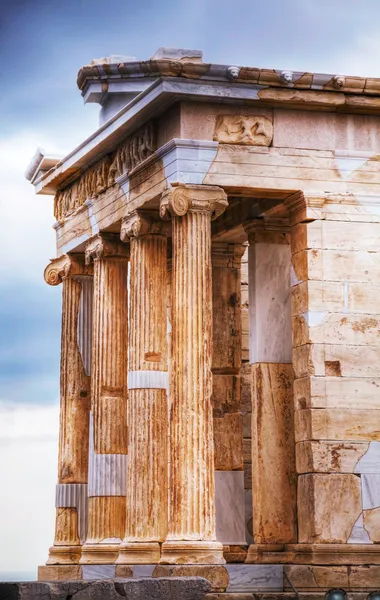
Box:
25, 47, 380, 595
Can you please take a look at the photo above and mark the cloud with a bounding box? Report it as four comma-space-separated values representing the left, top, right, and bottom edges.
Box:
0, 402, 59, 573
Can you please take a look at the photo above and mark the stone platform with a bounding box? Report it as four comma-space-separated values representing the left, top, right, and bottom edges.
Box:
37, 564, 380, 596
0, 577, 210, 600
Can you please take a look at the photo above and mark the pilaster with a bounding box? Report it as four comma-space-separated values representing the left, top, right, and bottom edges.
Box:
80, 234, 129, 564
159, 184, 228, 565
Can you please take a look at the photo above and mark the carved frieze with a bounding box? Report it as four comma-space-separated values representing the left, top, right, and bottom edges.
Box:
213, 115, 273, 146
108, 121, 155, 182
54, 121, 155, 222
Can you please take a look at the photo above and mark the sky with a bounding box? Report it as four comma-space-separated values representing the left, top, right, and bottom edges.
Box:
1, 0, 380, 577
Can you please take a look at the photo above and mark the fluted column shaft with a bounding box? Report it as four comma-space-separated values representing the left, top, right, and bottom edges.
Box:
118, 211, 169, 564
159, 184, 228, 565
44, 256, 92, 565
81, 234, 129, 565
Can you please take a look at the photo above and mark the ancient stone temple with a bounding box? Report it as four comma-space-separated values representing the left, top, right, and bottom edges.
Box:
26, 47, 380, 595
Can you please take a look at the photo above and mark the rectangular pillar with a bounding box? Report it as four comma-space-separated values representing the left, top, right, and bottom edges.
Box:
245, 221, 297, 563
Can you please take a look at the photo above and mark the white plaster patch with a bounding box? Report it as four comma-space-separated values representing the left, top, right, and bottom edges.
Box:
312, 73, 334, 89
84, 199, 99, 235
249, 242, 292, 363
226, 565, 283, 592
301, 311, 328, 326
61, 233, 90, 254
290, 265, 302, 288
162, 139, 218, 186
355, 442, 380, 474
82, 565, 116, 580
55, 483, 88, 543
347, 513, 372, 544
335, 150, 374, 181
215, 470, 246, 545
127, 370, 168, 390
88, 414, 127, 496
132, 565, 155, 578
362, 474, 380, 510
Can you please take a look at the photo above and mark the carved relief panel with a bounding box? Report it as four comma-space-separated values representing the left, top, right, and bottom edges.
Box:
213, 115, 273, 146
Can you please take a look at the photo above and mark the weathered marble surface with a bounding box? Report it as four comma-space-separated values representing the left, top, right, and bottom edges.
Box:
0, 578, 211, 600
225, 565, 283, 592
215, 471, 246, 545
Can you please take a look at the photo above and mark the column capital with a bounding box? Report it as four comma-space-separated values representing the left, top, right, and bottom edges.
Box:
159, 184, 228, 221
85, 233, 129, 265
120, 210, 169, 241
44, 254, 91, 286
244, 218, 290, 245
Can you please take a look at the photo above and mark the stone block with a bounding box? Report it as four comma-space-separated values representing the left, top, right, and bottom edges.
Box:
293, 313, 380, 348
298, 474, 362, 543
284, 565, 349, 590
296, 440, 369, 474
363, 507, 380, 542
152, 565, 228, 592
225, 565, 283, 592
349, 565, 380, 588
214, 413, 244, 470
115, 565, 134, 578
291, 248, 380, 284
293, 343, 380, 378
295, 408, 380, 442
223, 545, 248, 563
38, 565, 82, 581
294, 376, 380, 410
213, 374, 241, 415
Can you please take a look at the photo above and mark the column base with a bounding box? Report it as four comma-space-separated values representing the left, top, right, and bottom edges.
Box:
160, 541, 225, 565
286, 543, 380, 565
38, 564, 83, 581
246, 544, 290, 564
117, 542, 161, 564
79, 542, 120, 564
246, 543, 380, 565
46, 545, 82, 565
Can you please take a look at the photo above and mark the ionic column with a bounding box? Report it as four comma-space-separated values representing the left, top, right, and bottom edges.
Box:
81, 234, 129, 565
44, 255, 92, 565
117, 211, 169, 564
244, 220, 297, 563
159, 184, 228, 565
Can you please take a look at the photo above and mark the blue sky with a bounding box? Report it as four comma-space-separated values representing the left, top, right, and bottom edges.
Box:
1, 0, 380, 575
